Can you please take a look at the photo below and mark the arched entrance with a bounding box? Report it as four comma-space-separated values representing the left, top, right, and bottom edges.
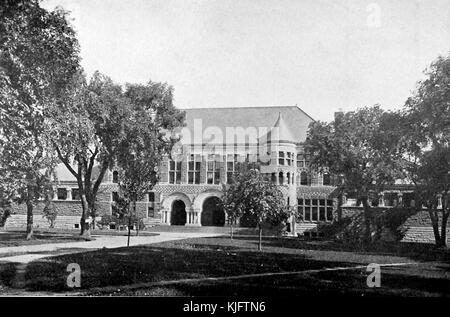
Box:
201, 197, 225, 226
171, 200, 187, 225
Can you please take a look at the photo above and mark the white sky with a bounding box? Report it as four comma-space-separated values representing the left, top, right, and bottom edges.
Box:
41, 0, 450, 122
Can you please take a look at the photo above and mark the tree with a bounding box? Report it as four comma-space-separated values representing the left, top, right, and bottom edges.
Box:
42, 179, 57, 228
48, 72, 131, 239
115, 83, 185, 246
222, 169, 292, 250
399, 53, 450, 247
0, 0, 80, 239
305, 106, 403, 244
49, 76, 184, 240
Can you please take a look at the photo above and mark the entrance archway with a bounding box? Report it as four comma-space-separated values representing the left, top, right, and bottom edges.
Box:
201, 197, 225, 226
171, 200, 187, 225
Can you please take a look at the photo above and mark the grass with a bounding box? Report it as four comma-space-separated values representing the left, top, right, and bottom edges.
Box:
0, 235, 449, 296
0, 228, 159, 248
0, 231, 88, 247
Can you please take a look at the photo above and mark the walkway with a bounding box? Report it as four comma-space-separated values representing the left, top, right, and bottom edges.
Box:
0, 232, 222, 263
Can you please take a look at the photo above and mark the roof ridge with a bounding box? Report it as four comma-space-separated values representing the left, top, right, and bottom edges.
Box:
293, 104, 316, 122
181, 105, 298, 110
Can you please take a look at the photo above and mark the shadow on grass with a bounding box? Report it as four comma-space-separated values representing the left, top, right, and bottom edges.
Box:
0, 231, 89, 247
1, 244, 354, 293
226, 235, 450, 263
0, 237, 448, 296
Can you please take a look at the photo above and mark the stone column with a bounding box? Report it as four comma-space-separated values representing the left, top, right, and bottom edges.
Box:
275, 172, 279, 185
161, 208, 171, 225
186, 208, 201, 226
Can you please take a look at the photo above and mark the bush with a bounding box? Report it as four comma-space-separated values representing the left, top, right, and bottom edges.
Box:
97, 214, 145, 230
42, 202, 57, 228
317, 207, 419, 244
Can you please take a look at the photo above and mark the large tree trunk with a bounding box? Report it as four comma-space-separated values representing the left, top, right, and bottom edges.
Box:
337, 194, 343, 222
428, 210, 442, 246
134, 199, 139, 237
79, 194, 91, 240
25, 186, 34, 240
438, 212, 449, 247
258, 224, 262, 251
361, 197, 372, 245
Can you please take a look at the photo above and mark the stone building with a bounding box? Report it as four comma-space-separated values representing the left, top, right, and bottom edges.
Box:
5, 105, 446, 241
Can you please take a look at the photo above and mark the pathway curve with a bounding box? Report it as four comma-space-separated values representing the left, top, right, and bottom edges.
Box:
0, 232, 222, 263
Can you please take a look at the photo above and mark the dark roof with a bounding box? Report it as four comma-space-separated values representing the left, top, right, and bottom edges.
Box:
180, 106, 314, 144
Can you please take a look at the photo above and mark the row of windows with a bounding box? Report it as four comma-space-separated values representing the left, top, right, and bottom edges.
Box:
298, 199, 334, 222
297, 171, 331, 186
278, 151, 294, 166
169, 154, 240, 185
56, 188, 80, 200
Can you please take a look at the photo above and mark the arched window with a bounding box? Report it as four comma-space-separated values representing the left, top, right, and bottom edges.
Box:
112, 171, 119, 183
300, 171, 308, 185
279, 172, 284, 185
271, 173, 277, 184
323, 173, 331, 186
286, 172, 290, 185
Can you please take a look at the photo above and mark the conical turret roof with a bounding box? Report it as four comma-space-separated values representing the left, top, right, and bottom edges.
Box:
260, 112, 297, 144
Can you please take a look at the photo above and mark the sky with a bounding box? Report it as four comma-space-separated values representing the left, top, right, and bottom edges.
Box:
41, 0, 450, 122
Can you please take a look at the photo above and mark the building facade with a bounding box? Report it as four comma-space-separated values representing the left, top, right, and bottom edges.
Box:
6, 105, 442, 240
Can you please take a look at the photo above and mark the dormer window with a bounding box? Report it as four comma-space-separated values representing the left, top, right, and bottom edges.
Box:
300, 171, 308, 185
323, 172, 331, 186
112, 171, 119, 183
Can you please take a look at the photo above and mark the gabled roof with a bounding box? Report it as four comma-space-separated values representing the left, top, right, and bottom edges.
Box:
179, 105, 314, 144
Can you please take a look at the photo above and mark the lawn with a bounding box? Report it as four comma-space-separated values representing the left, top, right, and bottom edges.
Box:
0, 231, 87, 248
0, 235, 449, 296
0, 229, 159, 248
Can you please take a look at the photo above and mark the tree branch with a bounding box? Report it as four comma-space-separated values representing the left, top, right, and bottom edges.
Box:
54, 143, 79, 179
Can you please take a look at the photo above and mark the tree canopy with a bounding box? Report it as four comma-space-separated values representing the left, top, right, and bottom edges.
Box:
222, 169, 293, 249
0, 0, 81, 238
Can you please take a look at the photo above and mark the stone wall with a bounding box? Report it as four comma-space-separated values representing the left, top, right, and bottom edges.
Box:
5, 214, 82, 230
339, 206, 448, 244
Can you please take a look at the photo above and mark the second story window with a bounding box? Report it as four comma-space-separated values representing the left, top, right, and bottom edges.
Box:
207, 155, 220, 185
188, 155, 201, 184
57, 188, 67, 200
323, 172, 331, 186
278, 151, 285, 165
226, 154, 237, 184
112, 171, 119, 183
72, 188, 80, 200
297, 153, 304, 168
300, 171, 308, 185
286, 152, 292, 166
169, 160, 182, 184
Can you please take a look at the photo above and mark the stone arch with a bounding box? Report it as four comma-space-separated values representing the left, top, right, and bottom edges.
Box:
161, 192, 192, 225
192, 190, 223, 210
193, 190, 225, 227
201, 196, 225, 226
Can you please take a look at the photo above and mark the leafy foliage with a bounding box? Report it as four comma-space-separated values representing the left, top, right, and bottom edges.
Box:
398, 53, 450, 246
305, 106, 403, 243
0, 0, 80, 238
222, 169, 294, 248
